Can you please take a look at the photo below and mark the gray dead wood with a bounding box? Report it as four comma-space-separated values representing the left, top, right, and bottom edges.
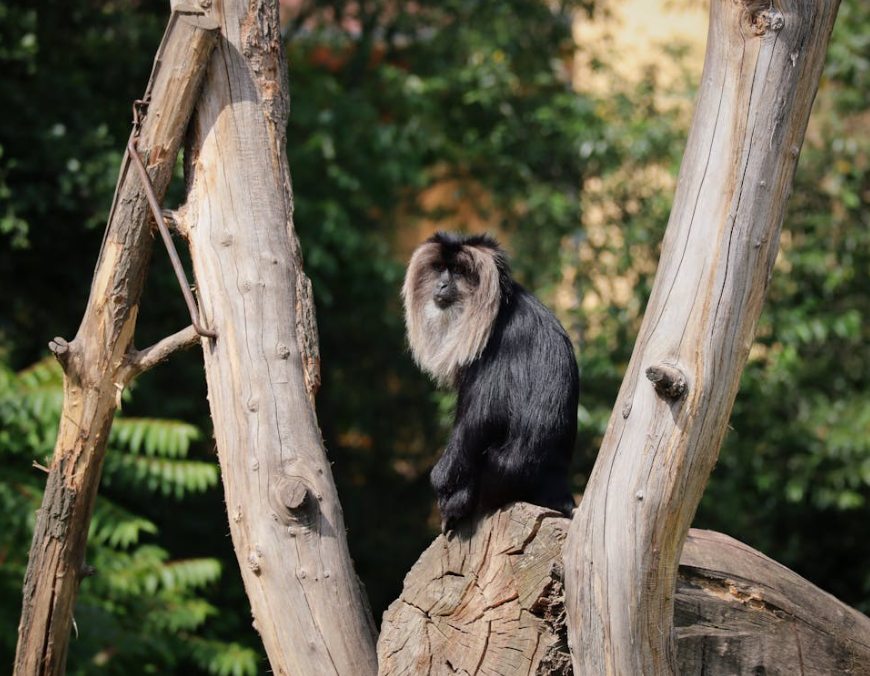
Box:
13, 8, 219, 676
378, 504, 870, 676
676, 529, 870, 676
182, 1, 377, 674
563, 1, 841, 674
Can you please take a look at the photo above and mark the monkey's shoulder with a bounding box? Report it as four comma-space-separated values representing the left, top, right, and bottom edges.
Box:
494, 283, 574, 351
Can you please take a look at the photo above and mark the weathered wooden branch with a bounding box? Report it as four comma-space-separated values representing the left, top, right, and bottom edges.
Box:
182, 1, 376, 673
13, 9, 219, 676
123, 325, 201, 379
563, 1, 841, 674
378, 504, 870, 675
676, 529, 870, 676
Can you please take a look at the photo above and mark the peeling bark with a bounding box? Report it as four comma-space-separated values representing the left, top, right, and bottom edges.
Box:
676, 530, 870, 676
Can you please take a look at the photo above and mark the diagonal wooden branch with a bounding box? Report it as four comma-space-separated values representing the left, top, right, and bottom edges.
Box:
127, 131, 217, 339
563, 1, 841, 674
13, 8, 219, 676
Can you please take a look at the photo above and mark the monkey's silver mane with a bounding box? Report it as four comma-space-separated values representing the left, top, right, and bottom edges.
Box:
402, 240, 503, 388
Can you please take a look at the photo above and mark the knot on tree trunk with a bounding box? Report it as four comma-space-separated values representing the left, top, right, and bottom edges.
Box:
751, 7, 785, 35
377, 503, 571, 676
739, 1, 785, 36
645, 363, 688, 401
272, 477, 317, 528
48, 336, 81, 378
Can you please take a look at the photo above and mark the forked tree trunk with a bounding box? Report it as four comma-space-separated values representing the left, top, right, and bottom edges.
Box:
13, 9, 218, 676
180, 1, 377, 674
563, 0, 841, 674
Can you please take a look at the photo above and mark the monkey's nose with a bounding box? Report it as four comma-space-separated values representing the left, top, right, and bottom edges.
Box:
434, 283, 458, 305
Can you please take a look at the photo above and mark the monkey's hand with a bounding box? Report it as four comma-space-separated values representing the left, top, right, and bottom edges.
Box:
435, 482, 476, 534
438, 487, 476, 533
431, 415, 487, 533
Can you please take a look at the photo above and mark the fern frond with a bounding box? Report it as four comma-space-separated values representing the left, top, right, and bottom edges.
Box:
111, 417, 201, 457
17, 357, 64, 389
92, 547, 220, 600
103, 453, 219, 498
144, 598, 218, 632
13, 358, 65, 423
90, 497, 158, 548
96, 545, 170, 597
156, 558, 222, 592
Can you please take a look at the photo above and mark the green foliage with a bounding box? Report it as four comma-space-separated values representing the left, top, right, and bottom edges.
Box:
0, 3, 35, 247
0, 0, 172, 365
187, 638, 261, 676
112, 417, 201, 457
106, 417, 218, 497
0, 359, 256, 675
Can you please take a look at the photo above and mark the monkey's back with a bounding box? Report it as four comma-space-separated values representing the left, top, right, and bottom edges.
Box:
457, 282, 579, 514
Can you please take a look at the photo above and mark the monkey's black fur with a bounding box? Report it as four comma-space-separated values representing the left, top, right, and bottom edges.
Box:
426, 232, 579, 531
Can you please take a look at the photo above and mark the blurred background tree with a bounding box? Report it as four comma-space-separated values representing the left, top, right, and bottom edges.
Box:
0, 0, 867, 673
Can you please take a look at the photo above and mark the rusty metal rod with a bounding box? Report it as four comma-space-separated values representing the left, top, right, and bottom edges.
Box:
126, 131, 217, 339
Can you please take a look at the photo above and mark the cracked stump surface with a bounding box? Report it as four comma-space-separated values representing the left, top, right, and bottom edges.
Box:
377, 503, 570, 676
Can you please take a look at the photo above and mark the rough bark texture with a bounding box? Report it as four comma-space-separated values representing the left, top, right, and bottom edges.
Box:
13, 9, 219, 676
183, 1, 377, 674
378, 503, 572, 676
379, 505, 870, 676
563, 1, 841, 674
677, 529, 870, 676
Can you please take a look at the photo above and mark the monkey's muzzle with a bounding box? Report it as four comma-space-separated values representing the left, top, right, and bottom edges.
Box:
433, 282, 458, 309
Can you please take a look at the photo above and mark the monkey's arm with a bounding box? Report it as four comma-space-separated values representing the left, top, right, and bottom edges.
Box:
431, 410, 499, 532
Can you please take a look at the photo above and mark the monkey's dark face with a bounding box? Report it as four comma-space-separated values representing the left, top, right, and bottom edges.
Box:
431, 259, 474, 309
403, 232, 506, 387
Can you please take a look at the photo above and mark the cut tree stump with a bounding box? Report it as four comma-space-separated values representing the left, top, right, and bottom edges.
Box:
378, 503, 571, 676
378, 503, 870, 676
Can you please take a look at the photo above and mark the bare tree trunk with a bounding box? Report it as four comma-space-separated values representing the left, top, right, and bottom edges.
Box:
13, 9, 218, 676
378, 504, 870, 676
181, 1, 378, 674
563, 1, 840, 674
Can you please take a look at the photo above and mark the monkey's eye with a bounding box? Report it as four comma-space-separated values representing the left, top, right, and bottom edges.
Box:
433, 262, 447, 273
453, 264, 467, 277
